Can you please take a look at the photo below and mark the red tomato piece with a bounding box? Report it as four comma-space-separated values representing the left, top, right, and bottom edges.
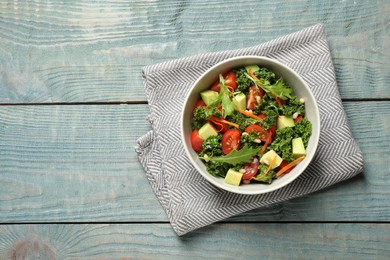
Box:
210, 71, 237, 92
279, 160, 292, 173
245, 124, 264, 135
258, 113, 266, 119
191, 129, 204, 153
242, 157, 260, 180
194, 99, 206, 110
268, 125, 277, 139
210, 120, 229, 133
294, 115, 303, 123
246, 85, 264, 110
221, 129, 241, 155
244, 124, 273, 143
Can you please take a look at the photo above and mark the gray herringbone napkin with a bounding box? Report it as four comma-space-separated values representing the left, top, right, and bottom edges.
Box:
135, 24, 363, 236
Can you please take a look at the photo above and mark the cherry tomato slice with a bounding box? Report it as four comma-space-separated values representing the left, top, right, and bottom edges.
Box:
244, 125, 269, 142
210, 71, 237, 92
242, 157, 260, 180
245, 124, 276, 143
279, 160, 292, 173
258, 113, 266, 119
191, 129, 204, 153
221, 129, 241, 155
246, 85, 264, 111
194, 99, 206, 110
268, 125, 277, 139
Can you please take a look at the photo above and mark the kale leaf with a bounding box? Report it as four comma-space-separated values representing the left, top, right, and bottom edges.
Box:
270, 127, 296, 163
270, 118, 312, 162
255, 97, 279, 130
254, 67, 276, 83
252, 164, 276, 184
200, 134, 223, 157
192, 106, 221, 130
240, 131, 261, 149
228, 111, 260, 131
205, 161, 230, 178
294, 118, 312, 147
280, 96, 305, 117
234, 68, 252, 93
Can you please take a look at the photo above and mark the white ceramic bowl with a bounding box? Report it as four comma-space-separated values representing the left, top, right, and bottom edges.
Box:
181, 56, 320, 195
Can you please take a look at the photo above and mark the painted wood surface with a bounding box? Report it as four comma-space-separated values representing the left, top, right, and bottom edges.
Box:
1, 102, 389, 222
0, 0, 388, 103
0, 224, 389, 259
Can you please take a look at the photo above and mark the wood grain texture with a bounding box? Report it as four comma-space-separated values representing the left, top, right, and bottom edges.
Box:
0, 224, 388, 259
0, 0, 388, 103
0, 102, 389, 222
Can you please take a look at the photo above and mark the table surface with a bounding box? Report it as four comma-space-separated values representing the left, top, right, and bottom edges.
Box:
0, 0, 389, 259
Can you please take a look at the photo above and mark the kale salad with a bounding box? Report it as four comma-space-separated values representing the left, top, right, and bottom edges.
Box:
190, 65, 312, 186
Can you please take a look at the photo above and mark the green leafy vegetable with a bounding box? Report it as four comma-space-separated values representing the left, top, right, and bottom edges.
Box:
268, 78, 293, 100
240, 131, 261, 149
228, 111, 260, 131
246, 73, 293, 100
254, 98, 279, 130
200, 135, 223, 157
205, 161, 230, 177
252, 164, 276, 184
294, 118, 312, 147
280, 96, 305, 116
270, 127, 295, 162
218, 74, 237, 117
207, 145, 261, 166
254, 68, 276, 83
270, 118, 312, 162
192, 106, 221, 129
234, 68, 252, 93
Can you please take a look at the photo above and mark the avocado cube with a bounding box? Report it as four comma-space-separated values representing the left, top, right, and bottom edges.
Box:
260, 150, 283, 169
200, 90, 219, 106
292, 137, 306, 158
224, 169, 243, 186
233, 93, 247, 111
198, 122, 218, 140
245, 65, 260, 74
277, 115, 295, 129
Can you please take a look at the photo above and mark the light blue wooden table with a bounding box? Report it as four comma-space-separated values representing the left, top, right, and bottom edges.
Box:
0, 0, 389, 258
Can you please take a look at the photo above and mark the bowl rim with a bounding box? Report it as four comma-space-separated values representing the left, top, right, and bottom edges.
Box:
181, 55, 320, 195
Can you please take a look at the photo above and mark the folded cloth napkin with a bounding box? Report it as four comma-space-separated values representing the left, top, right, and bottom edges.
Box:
135, 24, 363, 236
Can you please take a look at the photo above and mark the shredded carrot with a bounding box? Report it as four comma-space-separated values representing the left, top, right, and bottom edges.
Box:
271, 93, 283, 106
227, 85, 234, 92
248, 69, 263, 84
252, 156, 276, 181
264, 156, 277, 176
276, 156, 305, 177
210, 116, 239, 129
238, 109, 263, 120
259, 139, 270, 154
248, 69, 259, 81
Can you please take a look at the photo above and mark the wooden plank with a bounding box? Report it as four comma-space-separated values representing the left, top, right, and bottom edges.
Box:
0, 224, 388, 259
0, 102, 389, 222
0, 104, 166, 221
0, 0, 388, 103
